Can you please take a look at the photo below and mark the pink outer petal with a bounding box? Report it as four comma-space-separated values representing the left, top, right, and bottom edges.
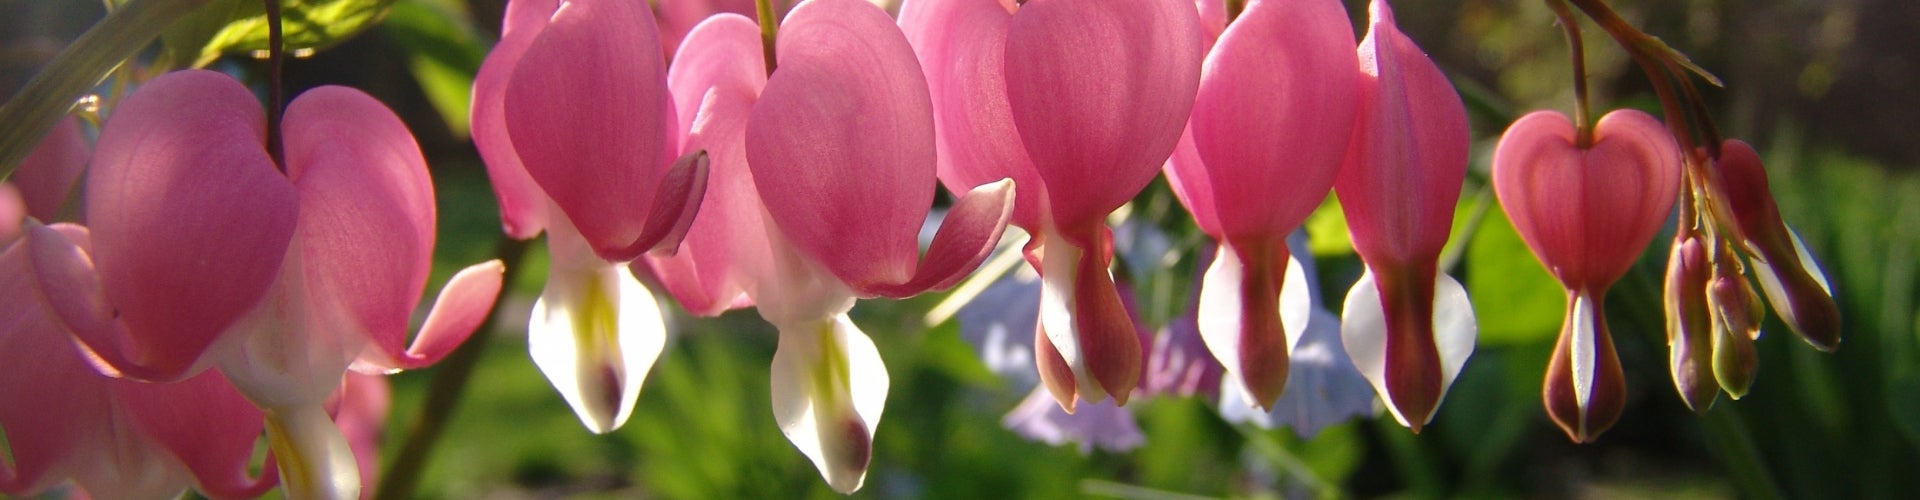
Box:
505, 0, 680, 261
863, 178, 1014, 298
4, 238, 274, 498
356, 260, 505, 372
1164, 127, 1220, 235
654, 0, 755, 59
116, 370, 277, 499
1003, 0, 1203, 229
471, 0, 561, 239
898, 0, 1047, 230
1, 183, 22, 245
1334, 0, 1468, 269
646, 14, 770, 316
14, 117, 90, 221
1183, 0, 1355, 240
1491, 110, 1680, 290
1, 234, 108, 495
283, 85, 438, 362
747, 0, 936, 289
84, 70, 297, 379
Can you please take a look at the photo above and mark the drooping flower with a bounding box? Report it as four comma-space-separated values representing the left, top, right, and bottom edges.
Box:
1707, 139, 1839, 350
1664, 233, 1719, 411
471, 0, 709, 434
965, 259, 1154, 455
1493, 108, 1682, 442
646, 1, 1015, 491
2, 223, 276, 500
900, 0, 1204, 411
1162, 0, 1358, 410
31, 70, 504, 497
1333, 0, 1477, 432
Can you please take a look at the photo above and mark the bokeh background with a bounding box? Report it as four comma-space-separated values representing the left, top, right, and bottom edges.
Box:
4, 0, 1918, 497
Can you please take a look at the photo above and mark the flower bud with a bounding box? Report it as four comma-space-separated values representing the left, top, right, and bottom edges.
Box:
1710, 140, 1840, 350
1664, 235, 1717, 412
1707, 261, 1763, 398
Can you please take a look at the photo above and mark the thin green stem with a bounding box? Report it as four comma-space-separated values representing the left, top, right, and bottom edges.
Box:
1235, 425, 1342, 497
755, 0, 778, 76
0, 0, 214, 181
1545, 0, 1592, 147
374, 237, 530, 500
1702, 404, 1787, 500
264, 0, 286, 166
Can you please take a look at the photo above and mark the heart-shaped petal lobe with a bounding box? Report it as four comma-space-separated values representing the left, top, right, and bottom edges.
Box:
746, 0, 938, 290
1492, 109, 1681, 290
283, 85, 439, 368
646, 16, 771, 315
1175, 0, 1356, 241
470, 0, 561, 239
83, 70, 298, 380
899, 0, 1047, 229
1335, 0, 1469, 268
505, 0, 680, 261
1003, 0, 1203, 229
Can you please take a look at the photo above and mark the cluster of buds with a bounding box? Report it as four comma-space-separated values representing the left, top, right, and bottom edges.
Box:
1493, 0, 1840, 442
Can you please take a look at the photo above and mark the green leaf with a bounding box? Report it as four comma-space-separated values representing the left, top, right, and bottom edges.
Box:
379, 0, 486, 137
1466, 204, 1564, 345
0, 0, 217, 179
1303, 195, 1352, 257
161, 0, 396, 68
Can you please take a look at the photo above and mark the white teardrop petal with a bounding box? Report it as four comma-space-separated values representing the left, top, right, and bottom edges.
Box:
771, 314, 889, 493
1569, 291, 1597, 410
1432, 272, 1477, 405
1339, 269, 1404, 427
528, 256, 665, 434
1281, 250, 1314, 356
1197, 243, 1246, 379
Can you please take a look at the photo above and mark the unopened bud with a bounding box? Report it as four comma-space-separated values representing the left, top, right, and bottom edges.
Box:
1664, 236, 1717, 412
1711, 140, 1841, 350
1707, 265, 1761, 397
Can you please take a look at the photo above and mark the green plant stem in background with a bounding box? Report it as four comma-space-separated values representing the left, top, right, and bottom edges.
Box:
265, 0, 286, 166
0, 0, 214, 180
755, 0, 777, 76
375, 236, 529, 500
1701, 404, 1787, 500
1544, 0, 1592, 147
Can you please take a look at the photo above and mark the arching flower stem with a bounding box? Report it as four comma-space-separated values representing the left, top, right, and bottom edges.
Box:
1544, 0, 1592, 147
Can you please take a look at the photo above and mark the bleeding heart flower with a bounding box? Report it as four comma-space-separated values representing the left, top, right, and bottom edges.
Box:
1163, 0, 1357, 410
1664, 234, 1718, 412
900, 0, 1203, 411
1333, 0, 1476, 432
2, 223, 276, 500
1708, 139, 1840, 351
1493, 108, 1682, 442
31, 70, 503, 498
472, 0, 710, 434
645, 1, 1014, 491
